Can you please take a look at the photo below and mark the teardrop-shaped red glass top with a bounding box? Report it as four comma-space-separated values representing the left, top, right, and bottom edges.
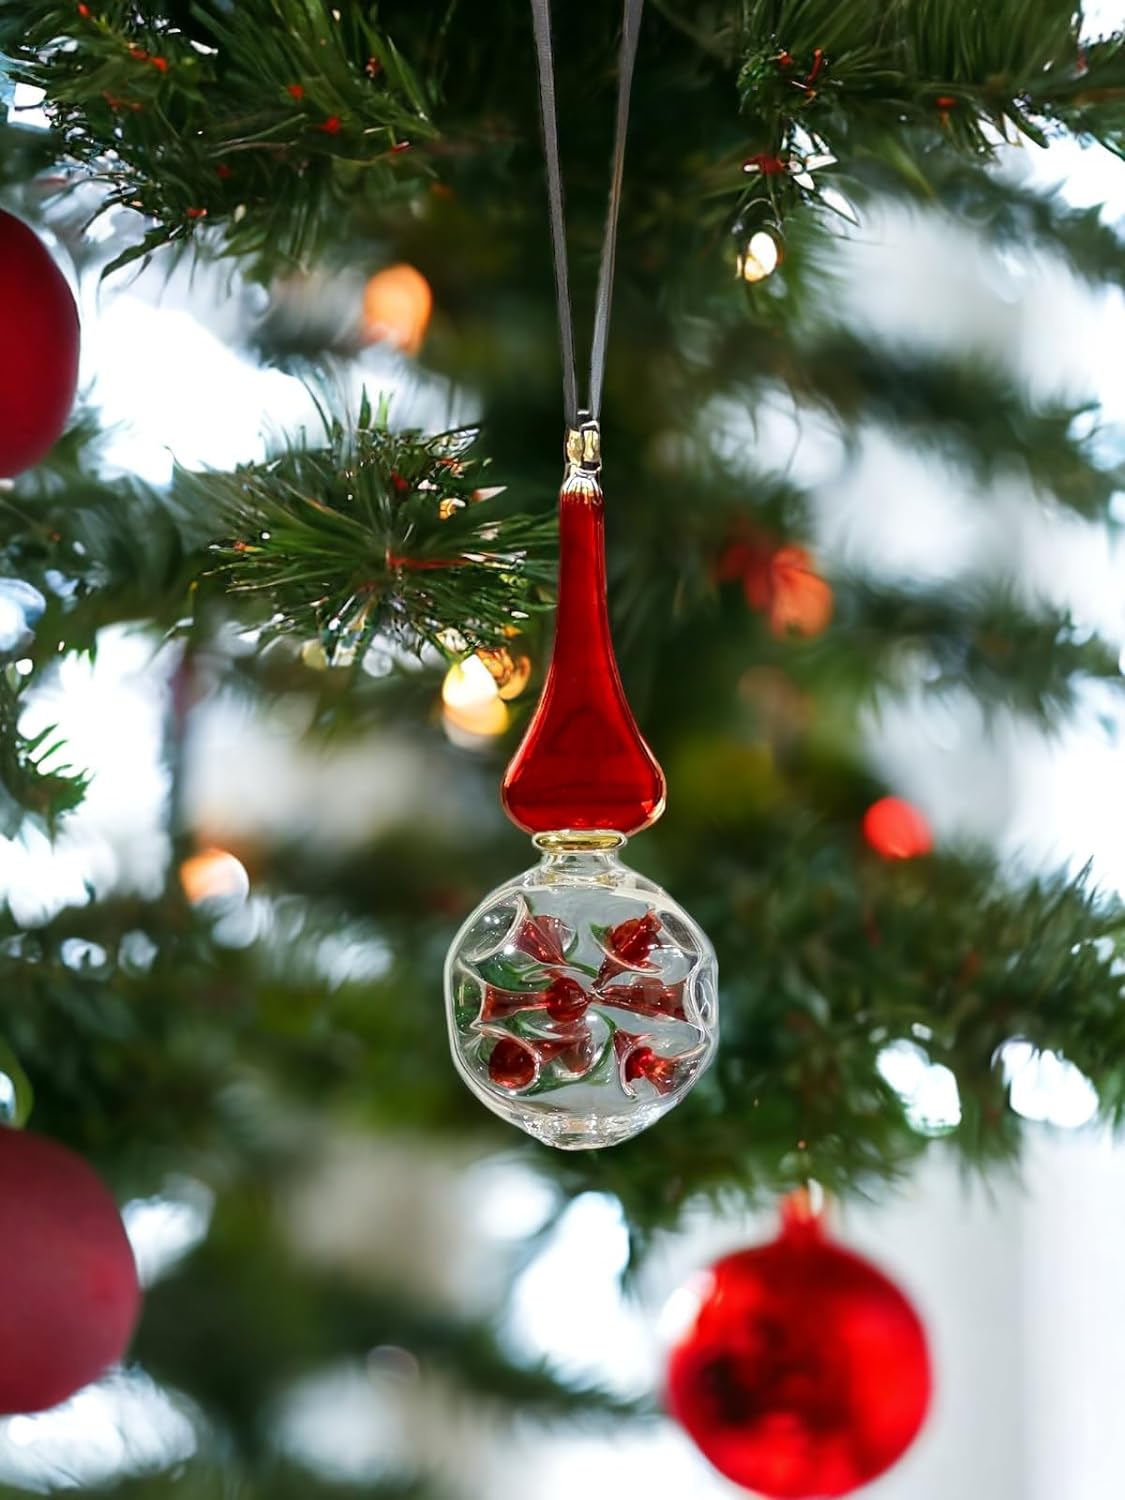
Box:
502, 471, 666, 836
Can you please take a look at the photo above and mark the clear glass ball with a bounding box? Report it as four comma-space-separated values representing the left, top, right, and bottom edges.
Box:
444, 833, 719, 1150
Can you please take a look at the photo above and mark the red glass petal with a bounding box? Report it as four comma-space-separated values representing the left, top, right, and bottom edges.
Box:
619, 1041, 681, 1095
488, 1038, 537, 1091
479, 984, 550, 1023
512, 913, 573, 966
536, 1026, 597, 1078
600, 975, 686, 1021
502, 474, 666, 835
596, 910, 665, 984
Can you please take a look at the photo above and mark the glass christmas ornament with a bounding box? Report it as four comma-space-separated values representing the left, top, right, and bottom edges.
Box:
666, 1194, 932, 1497
444, 419, 719, 1149
444, 831, 718, 1149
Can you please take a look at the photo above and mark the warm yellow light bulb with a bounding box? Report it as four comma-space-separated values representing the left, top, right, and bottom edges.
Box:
737, 229, 781, 283
475, 645, 532, 701
441, 657, 509, 741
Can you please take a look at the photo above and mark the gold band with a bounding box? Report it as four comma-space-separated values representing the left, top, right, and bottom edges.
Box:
533, 829, 626, 852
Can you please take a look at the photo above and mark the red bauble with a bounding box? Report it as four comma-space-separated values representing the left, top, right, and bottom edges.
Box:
0, 210, 80, 478
502, 472, 666, 835
0, 1127, 141, 1415
863, 797, 933, 860
667, 1203, 931, 1497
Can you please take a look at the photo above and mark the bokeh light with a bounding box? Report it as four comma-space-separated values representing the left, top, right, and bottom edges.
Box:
361, 263, 433, 355
179, 846, 250, 908
737, 229, 782, 284
863, 797, 934, 859
441, 656, 509, 742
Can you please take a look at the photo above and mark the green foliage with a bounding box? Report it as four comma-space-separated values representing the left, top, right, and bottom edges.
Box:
6, 0, 1123, 284
849, 153, 1125, 291
0, 0, 436, 273
732, 0, 1125, 233
0, 407, 553, 826
709, 325, 1125, 522
6, 831, 1124, 1220
0, 1034, 34, 1126
136, 1193, 643, 1456
194, 398, 556, 660
836, 580, 1124, 720
0, 670, 89, 833
567, 839, 1125, 1247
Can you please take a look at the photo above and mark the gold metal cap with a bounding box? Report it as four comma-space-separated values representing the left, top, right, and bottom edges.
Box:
565, 414, 601, 476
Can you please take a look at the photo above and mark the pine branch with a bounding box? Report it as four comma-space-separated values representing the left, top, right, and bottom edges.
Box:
186, 398, 556, 659
3, 427, 191, 655
557, 843, 1125, 1236
0, 407, 552, 729
847, 152, 1125, 293
733, 0, 1125, 234
0, 669, 89, 833
8, 0, 1124, 288
834, 578, 1124, 722
711, 326, 1124, 519
134, 1195, 641, 1459
1, 0, 437, 274
7, 826, 1125, 1226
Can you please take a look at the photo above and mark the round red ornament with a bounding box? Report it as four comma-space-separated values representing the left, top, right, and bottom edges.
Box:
0, 209, 80, 478
667, 1199, 931, 1497
0, 1126, 141, 1415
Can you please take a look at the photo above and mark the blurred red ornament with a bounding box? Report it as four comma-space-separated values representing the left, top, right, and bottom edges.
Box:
0, 1127, 141, 1415
502, 471, 666, 835
717, 534, 832, 638
0, 210, 80, 478
863, 797, 933, 859
667, 1197, 931, 1497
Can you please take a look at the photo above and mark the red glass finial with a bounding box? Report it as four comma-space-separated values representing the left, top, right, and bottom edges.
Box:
502, 464, 666, 836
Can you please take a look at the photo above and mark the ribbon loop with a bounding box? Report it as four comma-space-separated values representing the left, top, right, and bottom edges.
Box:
529, 0, 645, 431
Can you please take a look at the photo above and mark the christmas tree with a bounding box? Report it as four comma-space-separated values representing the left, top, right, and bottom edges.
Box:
1, 1, 1124, 1495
